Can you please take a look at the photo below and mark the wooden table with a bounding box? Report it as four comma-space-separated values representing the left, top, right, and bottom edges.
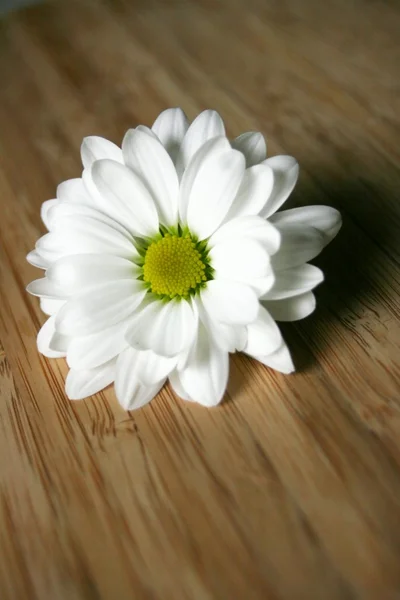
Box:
0, 0, 399, 598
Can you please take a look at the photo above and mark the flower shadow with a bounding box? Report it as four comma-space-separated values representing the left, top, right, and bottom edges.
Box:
226, 167, 397, 393
283, 172, 398, 372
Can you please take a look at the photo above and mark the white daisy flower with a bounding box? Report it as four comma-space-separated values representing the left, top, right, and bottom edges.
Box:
26, 108, 342, 409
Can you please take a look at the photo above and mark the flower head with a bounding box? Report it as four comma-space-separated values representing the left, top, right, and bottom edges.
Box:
26, 108, 341, 409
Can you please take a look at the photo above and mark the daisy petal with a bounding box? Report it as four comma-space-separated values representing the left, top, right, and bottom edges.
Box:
179, 137, 227, 223
41, 199, 60, 230
27, 250, 49, 270
269, 205, 342, 246
201, 280, 259, 325
26, 278, 68, 300
135, 125, 159, 139
40, 298, 65, 316
176, 109, 226, 177
244, 305, 282, 356
210, 321, 247, 353
262, 292, 316, 322
81, 166, 107, 206
122, 128, 179, 226
271, 224, 325, 270
55, 280, 147, 336
248, 277, 276, 297
34, 233, 66, 264
46, 215, 137, 260
169, 369, 193, 401
65, 359, 116, 400
81, 136, 123, 169
49, 330, 70, 353
210, 238, 271, 282
178, 323, 229, 407
208, 215, 280, 256
91, 159, 159, 237
47, 254, 138, 294
125, 299, 197, 357
251, 341, 295, 374
115, 347, 165, 410
151, 107, 189, 163
262, 264, 324, 300
232, 132, 267, 167
185, 142, 245, 240
46, 201, 134, 242
67, 322, 128, 370
136, 351, 178, 386
57, 178, 92, 205
196, 296, 247, 352
259, 156, 299, 218
194, 296, 247, 355
226, 164, 274, 220
37, 316, 66, 358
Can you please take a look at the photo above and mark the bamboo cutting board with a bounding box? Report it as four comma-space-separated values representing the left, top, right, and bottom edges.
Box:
1, 0, 400, 598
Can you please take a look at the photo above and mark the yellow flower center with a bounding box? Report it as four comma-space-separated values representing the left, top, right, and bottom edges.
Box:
143, 233, 208, 298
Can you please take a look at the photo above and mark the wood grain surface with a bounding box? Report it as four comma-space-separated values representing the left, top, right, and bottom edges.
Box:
0, 0, 400, 598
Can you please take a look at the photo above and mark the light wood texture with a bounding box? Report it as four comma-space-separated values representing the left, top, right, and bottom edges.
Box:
0, 0, 400, 598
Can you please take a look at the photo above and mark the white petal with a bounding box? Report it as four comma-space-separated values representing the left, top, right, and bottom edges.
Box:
57, 178, 92, 205
136, 351, 177, 386
195, 296, 247, 354
26, 278, 68, 300
55, 280, 147, 336
135, 125, 159, 139
47, 254, 139, 294
67, 322, 128, 370
40, 298, 66, 316
125, 299, 197, 357
210, 238, 271, 283
91, 159, 159, 237
178, 323, 229, 407
195, 296, 247, 353
81, 136, 123, 169
37, 316, 66, 358
262, 292, 316, 322
250, 341, 295, 374
81, 167, 107, 208
245, 276, 275, 297
151, 108, 189, 163
34, 233, 65, 264
226, 164, 274, 220
209, 321, 247, 353
41, 199, 60, 230
176, 109, 226, 177
82, 164, 151, 235
244, 305, 282, 356
26, 250, 49, 270
169, 369, 193, 401
269, 205, 342, 246
271, 224, 325, 270
46, 215, 137, 260
185, 141, 245, 240
115, 347, 165, 410
208, 215, 280, 256
49, 330, 70, 353
66, 359, 116, 400
259, 156, 299, 218
122, 128, 179, 226
201, 280, 259, 325
262, 264, 324, 300
178, 137, 225, 223
231, 132, 267, 167
46, 200, 134, 240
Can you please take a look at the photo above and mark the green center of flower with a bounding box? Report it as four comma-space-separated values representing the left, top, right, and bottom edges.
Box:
143, 233, 211, 298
